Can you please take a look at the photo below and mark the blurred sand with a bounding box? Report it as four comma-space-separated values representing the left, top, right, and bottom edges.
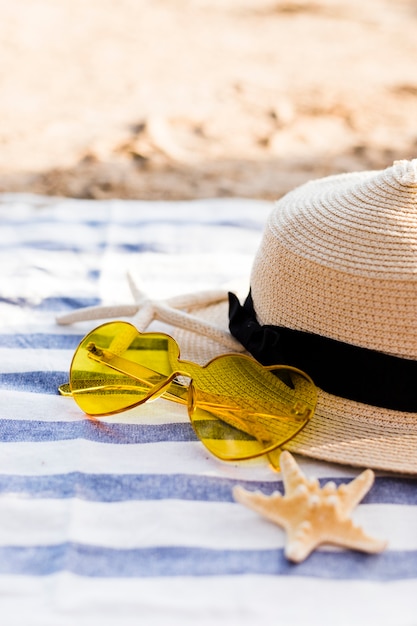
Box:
0, 0, 417, 200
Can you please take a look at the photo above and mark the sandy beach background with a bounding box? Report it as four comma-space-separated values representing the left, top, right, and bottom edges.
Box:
0, 0, 416, 200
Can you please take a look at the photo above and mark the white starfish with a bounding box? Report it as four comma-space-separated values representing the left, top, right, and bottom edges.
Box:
56, 271, 243, 351
234, 451, 387, 563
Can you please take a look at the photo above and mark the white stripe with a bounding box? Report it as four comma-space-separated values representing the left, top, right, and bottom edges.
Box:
0, 349, 73, 373
0, 440, 278, 480
0, 196, 271, 224
0, 391, 81, 422
0, 498, 279, 549
3, 251, 254, 301
0, 250, 99, 288
0, 439, 368, 482
0, 497, 405, 550
0, 573, 415, 626
0, 391, 189, 425
2, 264, 250, 313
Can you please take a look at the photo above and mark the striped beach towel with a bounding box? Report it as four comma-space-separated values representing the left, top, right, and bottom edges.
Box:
1, 193, 416, 625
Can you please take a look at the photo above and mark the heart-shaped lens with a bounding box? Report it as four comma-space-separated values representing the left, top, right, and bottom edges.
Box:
188, 355, 317, 461
69, 321, 180, 416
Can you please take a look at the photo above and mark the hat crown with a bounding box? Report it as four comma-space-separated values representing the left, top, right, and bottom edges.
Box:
250, 160, 417, 360
266, 159, 417, 280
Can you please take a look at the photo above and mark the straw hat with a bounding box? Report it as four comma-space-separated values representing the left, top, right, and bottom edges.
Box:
176, 159, 417, 474
58, 159, 417, 474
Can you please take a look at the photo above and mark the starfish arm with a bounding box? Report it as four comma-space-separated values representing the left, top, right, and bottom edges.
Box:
280, 451, 316, 495
337, 469, 375, 516
132, 302, 157, 332
285, 530, 321, 563
165, 290, 230, 310
324, 516, 387, 554
56, 303, 139, 325
284, 517, 386, 563
126, 271, 148, 302
128, 270, 229, 308
233, 486, 291, 528
154, 301, 244, 351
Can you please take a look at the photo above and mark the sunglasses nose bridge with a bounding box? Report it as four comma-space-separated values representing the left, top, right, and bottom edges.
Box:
174, 355, 201, 375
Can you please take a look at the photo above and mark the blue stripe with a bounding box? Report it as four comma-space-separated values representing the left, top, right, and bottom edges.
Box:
0, 297, 100, 311
0, 372, 69, 394
5, 241, 161, 254
0, 473, 242, 502
35, 297, 101, 312
0, 544, 414, 580
0, 472, 414, 505
12, 241, 100, 253
0, 419, 197, 444
0, 334, 83, 349
3, 215, 266, 230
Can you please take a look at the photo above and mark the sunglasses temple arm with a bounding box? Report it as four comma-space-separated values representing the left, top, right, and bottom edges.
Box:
58, 379, 188, 405
85, 347, 189, 405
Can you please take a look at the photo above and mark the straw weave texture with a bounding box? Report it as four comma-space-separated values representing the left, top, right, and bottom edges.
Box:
251, 160, 417, 359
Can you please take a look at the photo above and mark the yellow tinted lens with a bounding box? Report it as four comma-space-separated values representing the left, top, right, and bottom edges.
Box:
69, 321, 178, 415
188, 355, 316, 462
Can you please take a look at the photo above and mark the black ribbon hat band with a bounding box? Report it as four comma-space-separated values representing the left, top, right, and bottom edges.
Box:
228, 291, 417, 412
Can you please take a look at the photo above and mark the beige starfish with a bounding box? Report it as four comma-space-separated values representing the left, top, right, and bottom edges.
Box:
233, 451, 387, 563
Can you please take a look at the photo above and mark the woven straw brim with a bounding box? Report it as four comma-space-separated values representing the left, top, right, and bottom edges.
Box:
172, 299, 417, 475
